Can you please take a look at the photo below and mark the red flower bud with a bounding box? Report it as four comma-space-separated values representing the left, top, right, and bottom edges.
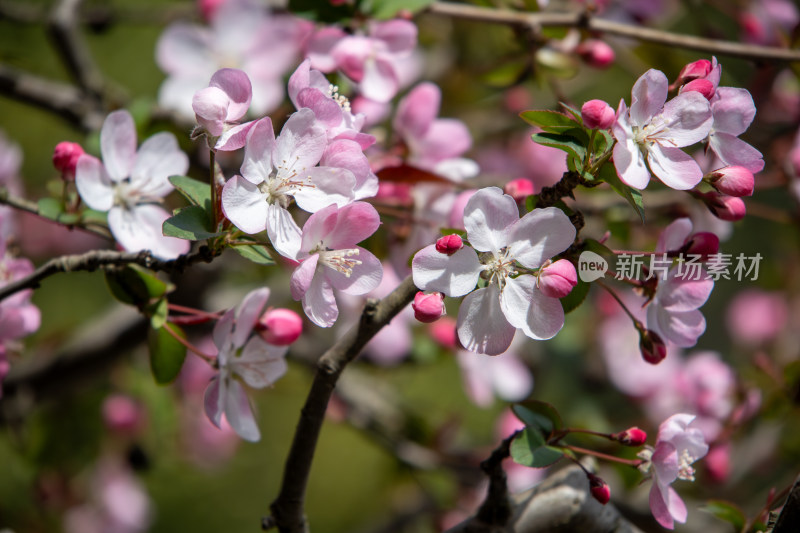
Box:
708, 166, 755, 197
538, 259, 578, 299
504, 178, 535, 203
684, 231, 719, 258
581, 99, 616, 130
680, 78, 715, 100
412, 291, 446, 323
675, 59, 712, 85
102, 394, 144, 434
588, 474, 610, 505
52, 141, 85, 180
613, 427, 647, 446
576, 40, 615, 69
700, 192, 746, 221
435, 234, 463, 256
639, 329, 667, 364
257, 308, 303, 346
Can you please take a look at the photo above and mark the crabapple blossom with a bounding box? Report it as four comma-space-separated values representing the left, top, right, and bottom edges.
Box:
699, 191, 746, 221
680, 78, 715, 100
726, 289, 788, 344
412, 187, 575, 354
75, 110, 190, 259
288, 202, 383, 328
581, 99, 616, 130
52, 141, 84, 180
575, 39, 615, 68
221, 110, 357, 258
708, 166, 755, 197
504, 178, 535, 203
204, 288, 289, 442
192, 68, 254, 151
0, 241, 40, 371
646, 267, 714, 348
613, 69, 713, 190
639, 414, 709, 529
156, 0, 311, 117
435, 234, 463, 256
614, 427, 648, 446
256, 308, 303, 346
537, 259, 577, 299
655, 217, 719, 258
412, 291, 446, 323
307, 19, 417, 102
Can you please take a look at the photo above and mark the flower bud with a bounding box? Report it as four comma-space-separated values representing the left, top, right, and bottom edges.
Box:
588, 474, 611, 505
412, 291, 446, 323
685, 231, 719, 258
576, 39, 615, 69
257, 308, 303, 346
675, 59, 712, 85
192, 86, 229, 137
538, 259, 577, 299
102, 394, 144, 434
639, 329, 667, 364
430, 316, 458, 348
504, 178, 535, 203
680, 78, 715, 100
435, 234, 463, 256
581, 99, 616, 130
708, 166, 755, 197
613, 427, 647, 446
700, 192, 746, 221
198, 0, 226, 21
52, 141, 85, 180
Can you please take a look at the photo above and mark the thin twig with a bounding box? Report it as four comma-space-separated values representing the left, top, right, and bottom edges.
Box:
426, 2, 800, 62
267, 275, 418, 533
0, 246, 219, 303
48, 0, 104, 98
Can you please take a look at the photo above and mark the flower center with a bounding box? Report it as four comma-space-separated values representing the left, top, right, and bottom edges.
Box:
317, 248, 362, 277
327, 84, 351, 113
677, 449, 697, 482
482, 247, 517, 289
258, 160, 316, 206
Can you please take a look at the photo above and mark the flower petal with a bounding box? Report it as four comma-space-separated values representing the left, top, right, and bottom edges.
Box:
360, 57, 398, 103
224, 378, 260, 442
457, 285, 517, 355
648, 144, 703, 190
654, 91, 712, 147
394, 82, 439, 139
234, 336, 288, 388
656, 271, 714, 311
630, 69, 668, 128
708, 132, 765, 173
711, 87, 756, 136
108, 204, 190, 259
101, 110, 137, 181
221, 175, 269, 234
412, 244, 481, 297
500, 276, 565, 340
324, 246, 382, 295
322, 201, 380, 249
463, 187, 518, 252
75, 155, 114, 211
240, 117, 275, 184
648, 305, 707, 348
509, 207, 575, 269
209, 68, 252, 122
274, 109, 327, 174
292, 166, 356, 212
657, 218, 692, 253
203, 376, 223, 429
302, 273, 338, 328
131, 132, 189, 197
266, 204, 302, 260
290, 254, 320, 300
232, 288, 269, 348
297, 87, 343, 129
612, 107, 651, 190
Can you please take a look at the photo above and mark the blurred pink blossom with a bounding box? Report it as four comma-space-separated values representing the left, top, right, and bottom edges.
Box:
726, 289, 788, 344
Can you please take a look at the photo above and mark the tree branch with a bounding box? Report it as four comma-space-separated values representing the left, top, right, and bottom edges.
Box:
267, 275, 418, 533
0, 246, 219, 303
427, 2, 800, 62
48, 0, 104, 99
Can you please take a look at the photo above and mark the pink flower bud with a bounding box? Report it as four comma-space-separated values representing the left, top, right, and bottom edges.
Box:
676, 59, 712, 84
613, 427, 647, 446
412, 292, 446, 323
709, 166, 755, 197
193, 86, 229, 137
538, 259, 577, 299
52, 141, 85, 180
257, 308, 303, 346
685, 231, 719, 258
504, 178, 535, 203
639, 329, 667, 364
430, 316, 458, 348
705, 444, 731, 483
680, 78, 715, 100
581, 99, 616, 130
701, 192, 746, 221
197, 0, 226, 21
588, 474, 610, 505
435, 234, 463, 256
102, 394, 144, 434
576, 40, 615, 69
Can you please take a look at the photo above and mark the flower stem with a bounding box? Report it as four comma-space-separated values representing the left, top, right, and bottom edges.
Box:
595, 279, 644, 330
563, 444, 641, 467
163, 321, 215, 363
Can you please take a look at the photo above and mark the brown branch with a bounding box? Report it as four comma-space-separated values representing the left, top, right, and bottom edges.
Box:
426, 2, 800, 62
267, 275, 418, 533
0, 64, 104, 130
0, 246, 219, 303
48, 0, 104, 99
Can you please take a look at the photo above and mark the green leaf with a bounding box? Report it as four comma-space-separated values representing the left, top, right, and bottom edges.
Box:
560, 277, 590, 314
163, 205, 221, 241
168, 175, 212, 209
510, 428, 564, 468
701, 500, 746, 531
439, 227, 467, 238
598, 162, 645, 222
519, 110, 579, 133
560, 103, 582, 123
512, 401, 563, 434
530, 132, 586, 164
582, 238, 615, 261
233, 244, 275, 265
367, 0, 435, 19
525, 194, 538, 212
147, 325, 187, 385
105, 265, 170, 308
594, 129, 614, 154
81, 209, 108, 225
482, 58, 530, 88
148, 298, 169, 329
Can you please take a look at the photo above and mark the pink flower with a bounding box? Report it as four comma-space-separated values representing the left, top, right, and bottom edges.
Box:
708, 166, 755, 197
615, 427, 648, 446
435, 234, 463, 256
639, 414, 708, 529
726, 289, 788, 344
646, 268, 713, 348
156, 0, 311, 117
412, 291, 446, 323
289, 202, 383, 328
221, 110, 357, 258
53, 141, 85, 180
456, 342, 533, 407
581, 99, 616, 129
75, 110, 190, 259
537, 259, 577, 299
613, 69, 713, 190
192, 68, 254, 151
257, 308, 303, 346
412, 187, 575, 354
309, 19, 417, 102
699, 192, 746, 221
576, 39, 615, 68
504, 178, 535, 203
0, 247, 41, 361
204, 288, 289, 442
